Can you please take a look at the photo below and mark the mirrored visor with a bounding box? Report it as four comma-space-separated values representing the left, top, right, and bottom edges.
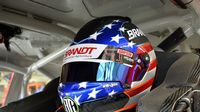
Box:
61, 44, 136, 84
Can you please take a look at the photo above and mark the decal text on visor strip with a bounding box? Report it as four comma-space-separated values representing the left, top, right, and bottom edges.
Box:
63, 44, 107, 65
63, 44, 135, 67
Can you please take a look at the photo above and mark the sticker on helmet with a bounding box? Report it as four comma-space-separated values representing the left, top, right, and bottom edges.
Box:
63, 97, 79, 112
63, 44, 135, 67
103, 46, 135, 67
120, 23, 148, 44
63, 44, 107, 64
65, 47, 97, 58
117, 49, 133, 58
126, 28, 145, 40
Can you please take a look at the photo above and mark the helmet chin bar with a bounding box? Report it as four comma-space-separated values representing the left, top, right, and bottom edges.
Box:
58, 81, 134, 112
58, 81, 124, 106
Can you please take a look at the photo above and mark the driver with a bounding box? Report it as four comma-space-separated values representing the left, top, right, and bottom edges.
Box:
58, 16, 157, 112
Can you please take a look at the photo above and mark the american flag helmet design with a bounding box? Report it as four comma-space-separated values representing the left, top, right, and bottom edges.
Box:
58, 16, 157, 112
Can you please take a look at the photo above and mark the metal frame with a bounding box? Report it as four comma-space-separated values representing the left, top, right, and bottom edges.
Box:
0, 8, 75, 99
0, 9, 75, 42
21, 43, 71, 96
138, 15, 192, 33
0, 61, 26, 104
0, 43, 72, 102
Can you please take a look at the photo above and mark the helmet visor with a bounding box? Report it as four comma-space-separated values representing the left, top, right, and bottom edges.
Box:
61, 44, 136, 85
61, 61, 131, 84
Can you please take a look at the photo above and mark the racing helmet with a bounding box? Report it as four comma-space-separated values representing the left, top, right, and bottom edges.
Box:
58, 16, 157, 112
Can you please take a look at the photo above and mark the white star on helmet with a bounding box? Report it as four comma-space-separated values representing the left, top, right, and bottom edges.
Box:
110, 34, 123, 43
88, 88, 101, 99
119, 27, 126, 32
108, 90, 117, 96
89, 32, 102, 40
103, 23, 115, 29
128, 41, 136, 48
74, 95, 82, 105
78, 82, 87, 89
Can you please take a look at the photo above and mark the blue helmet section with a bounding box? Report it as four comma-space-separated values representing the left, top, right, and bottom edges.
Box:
58, 82, 124, 105
73, 19, 138, 53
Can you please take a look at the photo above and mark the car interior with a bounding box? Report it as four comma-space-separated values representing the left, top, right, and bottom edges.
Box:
0, 0, 200, 112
